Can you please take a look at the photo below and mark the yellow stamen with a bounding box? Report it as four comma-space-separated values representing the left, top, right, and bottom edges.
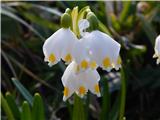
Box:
90, 61, 97, 69
94, 84, 100, 93
63, 87, 69, 97
49, 53, 56, 63
81, 60, 88, 69
64, 54, 72, 63
117, 56, 121, 65
103, 57, 111, 68
79, 86, 86, 95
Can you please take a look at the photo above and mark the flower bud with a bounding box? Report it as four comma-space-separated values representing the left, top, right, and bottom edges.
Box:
61, 13, 72, 28
65, 8, 71, 15
86, 12, 99, 31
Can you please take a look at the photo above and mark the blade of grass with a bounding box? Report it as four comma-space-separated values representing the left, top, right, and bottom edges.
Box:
7, 54, 60, 93
5, 92, 20, 120
1, 50, 17, 78
1, 92, 15, 120
11, 77, 33, 105
1, 8, 45, 41
32, 93, 45, 120
21, 101, 32, 120
21, 12, 59, 31
4, 2, 62, 16
119, 1, 131, 23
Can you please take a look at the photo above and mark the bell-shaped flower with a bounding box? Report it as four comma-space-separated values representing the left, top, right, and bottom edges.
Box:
61, 61, 78, 101
73, 18, 121, 71
86, 30, 121, 71
61, 61, 101, 101
72, 19, 98, 70
43, 13, 78, 67
153, 35, 160, 64
76, 68, 101, 97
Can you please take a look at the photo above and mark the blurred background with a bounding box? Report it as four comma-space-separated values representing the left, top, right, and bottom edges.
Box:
1, 1, 160, 120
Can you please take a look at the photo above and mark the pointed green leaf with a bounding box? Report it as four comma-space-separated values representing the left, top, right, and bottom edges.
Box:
11, 78, 33, 105
5, 92, 20, 120
32, 93, 45, 120
1, 92, 15, 120
21, 101, 32, 120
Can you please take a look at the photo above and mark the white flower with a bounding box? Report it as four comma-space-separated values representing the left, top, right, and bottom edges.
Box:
86, 30, 121, 71
153, 35, 160, 64
72, 19, 121, 71
43, 28, 78, 67
62, 61, 100, 101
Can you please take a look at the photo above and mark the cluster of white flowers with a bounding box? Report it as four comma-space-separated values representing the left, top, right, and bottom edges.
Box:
43, 9, 122, 101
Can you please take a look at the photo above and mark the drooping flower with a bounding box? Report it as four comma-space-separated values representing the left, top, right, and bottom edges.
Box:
153, 35, 160, 64
62, 61, 100, 101
72, 17, 121, 72
86, 30, 121, 71
43, 13, 78, 67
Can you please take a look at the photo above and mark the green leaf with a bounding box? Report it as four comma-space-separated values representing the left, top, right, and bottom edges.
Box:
32, 93, 45, 120
1, 92, 15, 120
5, 92, 20, 120
11, 78, 33, 105
1, 7, 45, 41
98, 21, 111, 35
109, 94, 120, 120
21, 101, 32, 120
21, 12, 59, 31
4, 2, 62, 16
119, 1, 131, 23
110, 13, 121, 31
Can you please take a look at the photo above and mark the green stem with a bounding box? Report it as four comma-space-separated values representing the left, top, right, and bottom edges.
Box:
72, 94, 86, 120
100, 78, 110, 120
1, 92, 15, 120
119, 68, 126, 120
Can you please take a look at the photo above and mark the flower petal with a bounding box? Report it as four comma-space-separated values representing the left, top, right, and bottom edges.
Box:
43, 28, 77, 66
72, 38, 90, 70
86, 30, 121, 71
61, 61, 78, 101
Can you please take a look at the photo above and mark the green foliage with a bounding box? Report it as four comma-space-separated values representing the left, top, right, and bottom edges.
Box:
21, 101, 32, 120
32, 93, 45, 120
1, 92, 45, 120
11, 78, 33, 105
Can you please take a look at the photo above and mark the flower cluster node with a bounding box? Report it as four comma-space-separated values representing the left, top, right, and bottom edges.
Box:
43, 7, 122, 101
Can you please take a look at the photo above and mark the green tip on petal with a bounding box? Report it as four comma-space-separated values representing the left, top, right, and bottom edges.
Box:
61, 13, 72, 28
86, 12, 99, 31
